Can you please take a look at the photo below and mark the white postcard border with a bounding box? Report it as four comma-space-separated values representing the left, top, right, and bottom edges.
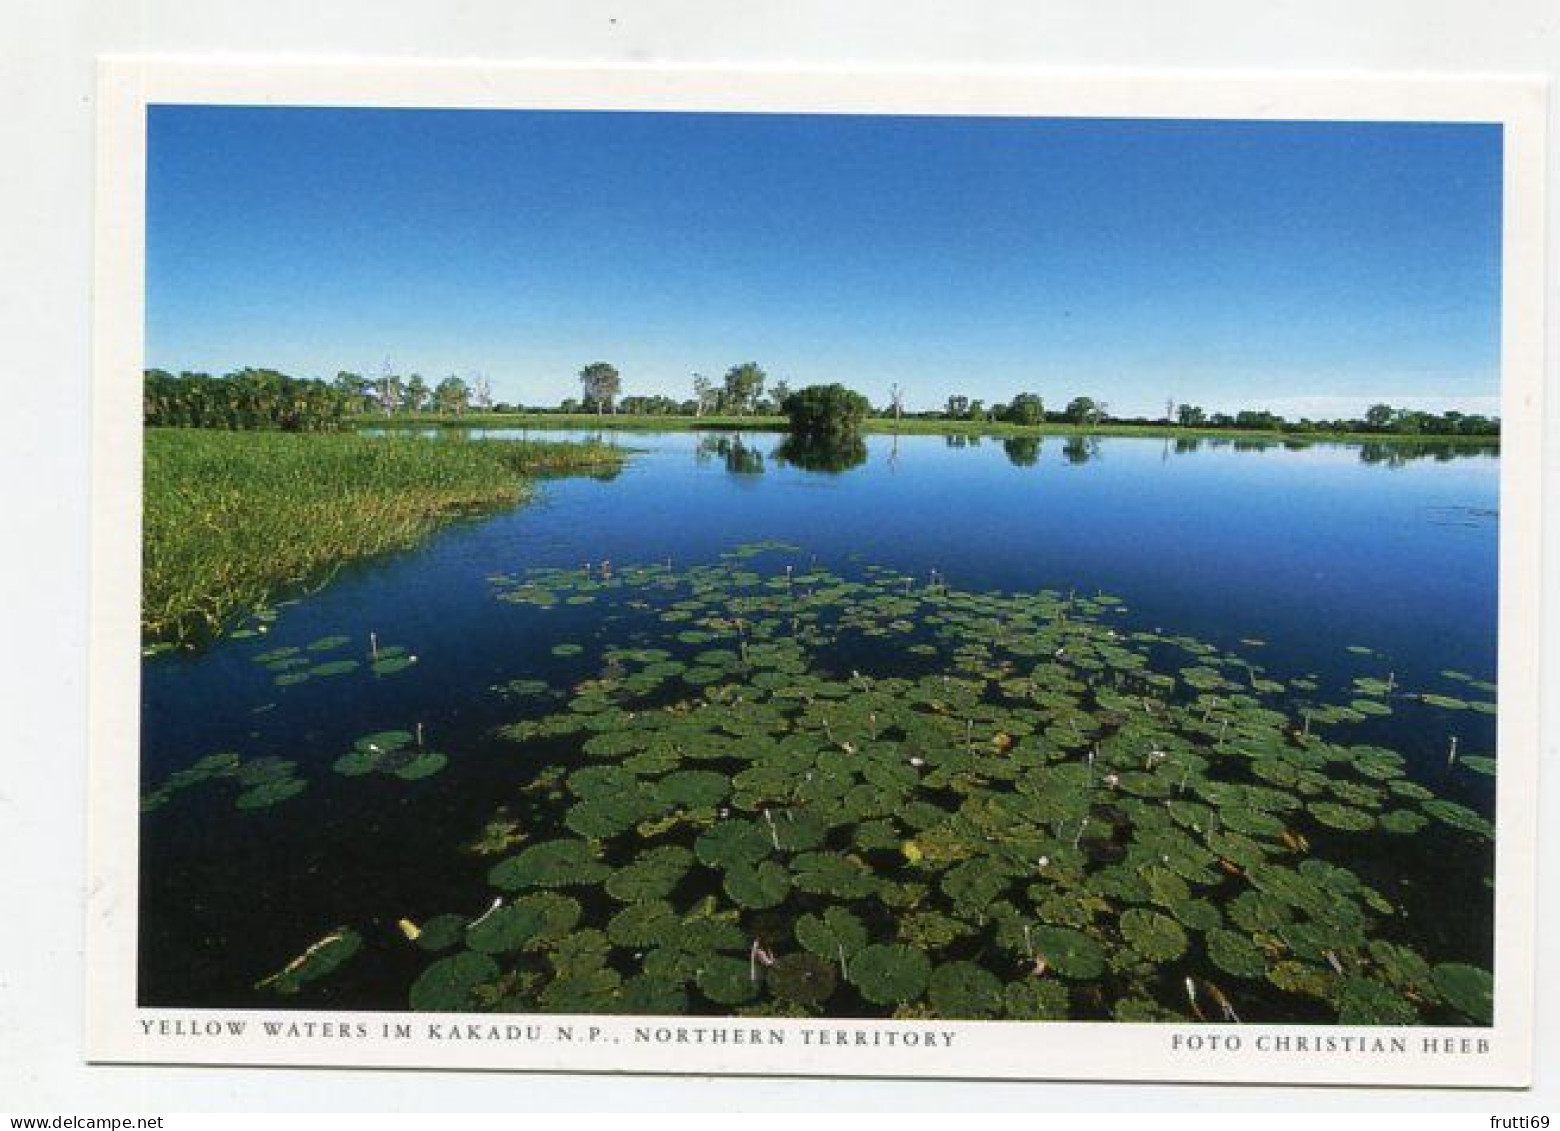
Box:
88, 57, 1548, 1086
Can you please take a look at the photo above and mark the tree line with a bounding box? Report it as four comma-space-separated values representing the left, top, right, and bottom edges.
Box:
145, 366, 1499, 439
144, 368, 494, 430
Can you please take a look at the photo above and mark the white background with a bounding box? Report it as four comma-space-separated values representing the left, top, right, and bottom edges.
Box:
2, 0, 1555, 1113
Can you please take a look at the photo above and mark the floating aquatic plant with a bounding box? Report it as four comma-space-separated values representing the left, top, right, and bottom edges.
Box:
362, 546, 1500, 1021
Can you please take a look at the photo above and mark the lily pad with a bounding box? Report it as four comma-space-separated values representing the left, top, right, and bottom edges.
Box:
488, 839, 610, 891
849, 944, 931, 1005
927, 961, 1004, 1018
1433, 963, 1494, 1023
408, 951, 500, 1012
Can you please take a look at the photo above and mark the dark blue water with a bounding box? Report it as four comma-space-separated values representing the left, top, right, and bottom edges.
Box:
139, 430, 1499, 1008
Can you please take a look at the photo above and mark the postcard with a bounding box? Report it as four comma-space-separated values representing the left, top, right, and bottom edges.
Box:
88, 58, 1546, 1085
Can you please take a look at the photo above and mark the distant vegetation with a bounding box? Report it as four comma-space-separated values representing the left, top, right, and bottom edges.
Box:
146, 367, 1499, 442
143, 429, 622, 646
781, 383, 871, 438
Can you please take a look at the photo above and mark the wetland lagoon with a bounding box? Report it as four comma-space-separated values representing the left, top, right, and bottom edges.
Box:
140, 428, 1499, 1025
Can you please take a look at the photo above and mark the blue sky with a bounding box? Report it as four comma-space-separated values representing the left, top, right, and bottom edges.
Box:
146, 107, 1502, 417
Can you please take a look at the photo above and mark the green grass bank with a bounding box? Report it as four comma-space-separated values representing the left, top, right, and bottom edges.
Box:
143, 428, 624, 646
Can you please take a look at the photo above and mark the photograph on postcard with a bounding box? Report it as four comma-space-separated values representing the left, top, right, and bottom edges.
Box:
89, 62, 1544, 1083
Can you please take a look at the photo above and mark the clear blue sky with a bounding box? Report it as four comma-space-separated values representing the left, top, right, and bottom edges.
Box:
146, 107, 1502, 417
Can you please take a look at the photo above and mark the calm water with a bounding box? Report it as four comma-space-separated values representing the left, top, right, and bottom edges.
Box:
140, 431, 1499, 1009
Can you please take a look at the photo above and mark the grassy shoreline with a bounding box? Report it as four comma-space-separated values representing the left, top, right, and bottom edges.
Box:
355, 412, 1499, 447
143, 428, 624, 647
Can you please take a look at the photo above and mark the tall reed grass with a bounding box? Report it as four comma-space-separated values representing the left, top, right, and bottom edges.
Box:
143, 428, 623, 645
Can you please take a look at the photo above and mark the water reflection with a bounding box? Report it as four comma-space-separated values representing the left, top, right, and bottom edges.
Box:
696, 433, 766, 475
772, 433, 869, 474
1002, 435, 1042, 467
1063, 435, 1100, 465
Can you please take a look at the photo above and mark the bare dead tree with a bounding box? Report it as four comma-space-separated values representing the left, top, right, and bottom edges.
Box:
472, 373, 494, 411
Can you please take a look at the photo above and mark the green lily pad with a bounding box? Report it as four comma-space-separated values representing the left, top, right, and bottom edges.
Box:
488, 839, 610, 891
927, 961, 1004, 1018
1119, 908, 1187, 962
1433, 963, 1494, 1023
466, 893, 580, 954
234, 776, 306, 810
767, 952, 837, 1006
849, 944, 931, 1005
408, 951, 500, 1011
1206, 929, 1269, 979
723, 860, 792, 909
1003, 978, 1070, 1020
1027, 926, 1105, 980
256, 927, 361, 995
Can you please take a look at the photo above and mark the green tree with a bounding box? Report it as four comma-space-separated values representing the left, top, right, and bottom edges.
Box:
404, 374, 430, 413
1176, 403, 1206, 427
433, 375, 470, 415
1004, 393, 1044, 426
579, 362, 622, 415
1064, 396, 1105, 425
945, 394, 970, 419
780, 383, 870, 437
1364, 403, 1396, 431
722, 362, 767, 416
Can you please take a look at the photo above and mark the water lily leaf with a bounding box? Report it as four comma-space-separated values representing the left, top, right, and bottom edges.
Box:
927, 961, 1003, 1018
1421, 799, 1494, 839
1206, 928, 1268, 979
541, 968, 621, 1011
408, 951, 500, 1011
550, 929, 611, 977
413, 913, 468, 952
235, 776, 306, 810
849, 943, 931, 1005
657, 769, 730, 809
372, 656, 417, 675
1309, 802, 1375, 832
790, 852, 879, 899
767, 952, 836, 1006
309, 659, 359, 677
604, 847, 693, 903
607, 900, 679, 948
618, 974, 688, 1015
796, 907, 867, 961
306, 635, 351, 652
1027, 926, 1105, 980
1336, 975, 1418, 1025
256, 927, 361, 995
1379, 809, 1430, 835
1119, 908, 1188, 962
694, 819, 772, 868
488, 839, 609, 891
466, 893, 580, 954
723, 860, 792, 909
393, 751, 448, 781
696, 955, 759, 1005
1432, 963, 1493, 1023
332, 748, 379, 776
1003, 978, 1070, 1020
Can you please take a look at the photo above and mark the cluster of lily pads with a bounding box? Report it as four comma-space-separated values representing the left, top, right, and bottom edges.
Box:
253, 634, 417, 687
141, 750, 308, 812
333, 728, 448, 781
349, 543, 1495, 1024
